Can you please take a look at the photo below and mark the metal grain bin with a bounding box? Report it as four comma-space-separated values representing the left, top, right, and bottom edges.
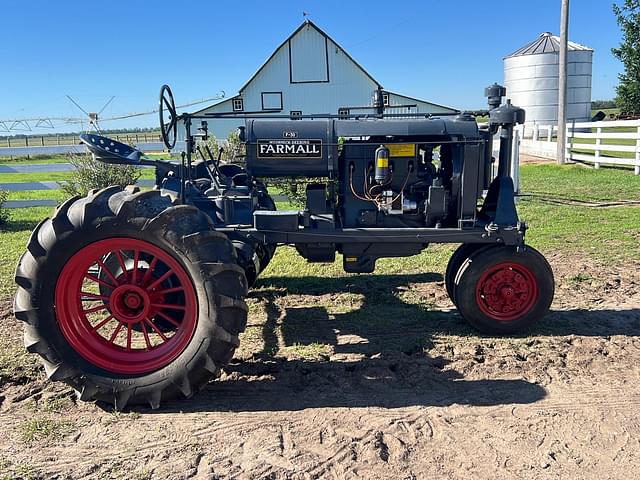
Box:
504, 32, 593, 126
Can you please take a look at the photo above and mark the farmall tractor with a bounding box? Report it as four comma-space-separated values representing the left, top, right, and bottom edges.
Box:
14, 84, 554, 409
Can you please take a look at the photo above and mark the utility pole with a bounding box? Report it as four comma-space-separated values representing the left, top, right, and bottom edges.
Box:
557, 0, 570, 165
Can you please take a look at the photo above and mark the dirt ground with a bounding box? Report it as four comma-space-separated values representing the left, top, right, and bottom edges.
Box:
1, 251, 639, 480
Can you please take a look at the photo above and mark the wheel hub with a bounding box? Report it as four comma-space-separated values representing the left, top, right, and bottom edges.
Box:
476, 262, 538, 322
111, 285, 150, 322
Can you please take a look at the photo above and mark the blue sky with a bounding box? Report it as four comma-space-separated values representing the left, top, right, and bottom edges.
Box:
0, 0, 623, 133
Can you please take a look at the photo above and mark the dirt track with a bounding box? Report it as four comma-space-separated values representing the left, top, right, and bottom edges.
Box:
1, 251, 639, 479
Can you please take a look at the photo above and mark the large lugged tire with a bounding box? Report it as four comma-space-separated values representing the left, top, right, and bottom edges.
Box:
454, 245, 554, 335
13, 186, 248, 409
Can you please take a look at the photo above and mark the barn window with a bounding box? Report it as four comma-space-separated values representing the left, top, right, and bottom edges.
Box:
232, 98, 244, 111
383, 93, 389, 106
289, 31, 330, 83
338, 108, 350, 118
261, 92, 283, 111
290, 110, 302, 119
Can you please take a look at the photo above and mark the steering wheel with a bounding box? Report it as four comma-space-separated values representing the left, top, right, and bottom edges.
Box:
159, 84, 177, 149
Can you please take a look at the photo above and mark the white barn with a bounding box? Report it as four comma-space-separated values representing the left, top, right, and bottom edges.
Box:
179, 20, 458, 141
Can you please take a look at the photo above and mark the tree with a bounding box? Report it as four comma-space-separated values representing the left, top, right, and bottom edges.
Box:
612, 0, 640, 112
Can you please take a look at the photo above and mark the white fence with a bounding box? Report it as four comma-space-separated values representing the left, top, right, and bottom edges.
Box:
566, 119, 640, 175
518, 120, 640, 175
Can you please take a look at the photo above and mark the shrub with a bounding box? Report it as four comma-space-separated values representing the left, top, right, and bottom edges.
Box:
197, 131, 246, 166
58, 154, 141, 198
265, 177, 333, 207
0, 189, 9, 226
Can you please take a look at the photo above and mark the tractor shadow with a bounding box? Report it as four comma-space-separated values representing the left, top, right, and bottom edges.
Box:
148, 272, 640, 413
154, 272, 558, 413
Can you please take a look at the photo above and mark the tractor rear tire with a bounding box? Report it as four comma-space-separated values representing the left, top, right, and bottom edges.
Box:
14, 186, 248, 410
454, 245, 554, 335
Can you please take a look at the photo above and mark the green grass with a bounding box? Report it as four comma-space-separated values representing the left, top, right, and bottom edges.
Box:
0, 171, 75, 184
20, 417, 75, 444
0, 168, 154, 184
1, 152, 173, 165
519, 164, 640, 202
0, 206, 52, 298
0, 154, 73, 165
7, 190, 67, 202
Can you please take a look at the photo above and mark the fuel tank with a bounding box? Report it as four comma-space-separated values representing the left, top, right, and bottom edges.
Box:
244, 119, 337, 177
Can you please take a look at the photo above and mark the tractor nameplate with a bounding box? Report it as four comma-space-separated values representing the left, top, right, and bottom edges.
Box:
257, 139, 323, 158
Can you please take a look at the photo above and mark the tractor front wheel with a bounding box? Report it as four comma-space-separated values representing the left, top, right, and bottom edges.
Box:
454, 246, 554, 334
14, 187, 248, 409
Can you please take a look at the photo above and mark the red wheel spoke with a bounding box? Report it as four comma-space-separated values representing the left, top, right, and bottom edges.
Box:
144, 318, 168, 342
85, 273, 115, 289
83, 304, 108, 314
80, 292, 110, 301
115, 250, 129, 283
95, 258, 120, 286
153, 310, 181, 327
153, 286, 184, 296
146, 269, 175, 292
108, 321, 124, 343
131, 250, 140, 284
141, 322, 152, 350
150, 303, 186, 311
126, 324, 132, 351
92, 314, 114, 331
141, 256, 159, 287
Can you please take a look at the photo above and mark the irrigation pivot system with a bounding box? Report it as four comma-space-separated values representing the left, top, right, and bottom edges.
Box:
14, 82, 555, 409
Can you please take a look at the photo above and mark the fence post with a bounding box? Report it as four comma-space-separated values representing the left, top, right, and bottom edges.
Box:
547, 125, 552, 142
564, 121, 574, 163
636, 125, 640, 176
7, 137, 10, 148
594, 126, 602, 169
533, 124, 539, 141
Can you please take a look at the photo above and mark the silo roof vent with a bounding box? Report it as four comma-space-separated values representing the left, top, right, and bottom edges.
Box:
506, 32, 593, 57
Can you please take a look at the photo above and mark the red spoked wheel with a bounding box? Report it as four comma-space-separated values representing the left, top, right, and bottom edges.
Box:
455, 246, 554, 334
475, 262, 538, 322
55, 238, 197, 374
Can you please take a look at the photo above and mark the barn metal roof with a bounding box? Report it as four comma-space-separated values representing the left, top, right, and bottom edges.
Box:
506, 32, 593, 57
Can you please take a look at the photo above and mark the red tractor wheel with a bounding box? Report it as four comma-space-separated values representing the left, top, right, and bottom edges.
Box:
55, 238, 198, 375
454, 246, 554, 334
14, 187, 248, 409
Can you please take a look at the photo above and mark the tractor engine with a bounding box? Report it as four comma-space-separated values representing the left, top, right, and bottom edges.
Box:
243, 116, 492, 231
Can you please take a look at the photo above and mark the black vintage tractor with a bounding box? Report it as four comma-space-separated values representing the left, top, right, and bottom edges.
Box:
13, 83, 554, 409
